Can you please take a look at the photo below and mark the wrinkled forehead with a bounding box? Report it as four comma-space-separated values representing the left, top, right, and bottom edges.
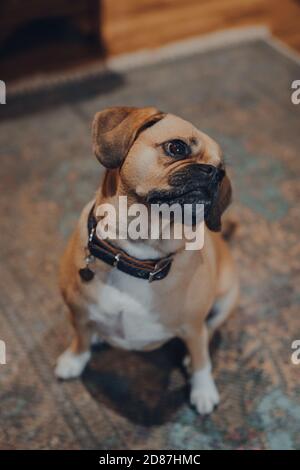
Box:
138, 113, 221, 160
142, 114, 200, 141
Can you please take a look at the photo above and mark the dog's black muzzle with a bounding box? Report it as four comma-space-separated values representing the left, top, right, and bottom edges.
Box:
147, 163, 224, 204
146, 164, 225, 225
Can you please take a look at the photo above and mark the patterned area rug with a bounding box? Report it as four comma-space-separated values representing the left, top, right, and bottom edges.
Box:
0, 34, 300, 450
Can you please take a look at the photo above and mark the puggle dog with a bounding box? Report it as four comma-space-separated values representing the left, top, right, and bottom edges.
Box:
55, 106, 239, 415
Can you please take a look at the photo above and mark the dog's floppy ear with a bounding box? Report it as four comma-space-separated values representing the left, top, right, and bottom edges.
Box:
92, 106, 165, 169
206, 174, 232, 232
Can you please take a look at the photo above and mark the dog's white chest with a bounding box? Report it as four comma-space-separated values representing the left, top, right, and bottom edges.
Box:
89, 273, 172, 350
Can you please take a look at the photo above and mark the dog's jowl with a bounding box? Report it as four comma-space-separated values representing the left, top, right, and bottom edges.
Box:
55, 106, 239, 415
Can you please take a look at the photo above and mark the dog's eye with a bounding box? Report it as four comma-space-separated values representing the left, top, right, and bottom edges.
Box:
163, 140, 191, 158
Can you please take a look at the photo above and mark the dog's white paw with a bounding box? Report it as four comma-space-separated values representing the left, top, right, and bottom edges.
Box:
190, 364, 220, 415
55, 349, 91, 379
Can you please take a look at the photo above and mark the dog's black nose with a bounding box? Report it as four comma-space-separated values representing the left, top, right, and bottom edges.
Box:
198, 164, 215, 175
212, 167, 225, 183
195, 164, 225, 185
191, 163, 225, 188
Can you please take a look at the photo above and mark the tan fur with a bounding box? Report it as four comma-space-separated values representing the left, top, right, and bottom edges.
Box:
57, 107, 239, 414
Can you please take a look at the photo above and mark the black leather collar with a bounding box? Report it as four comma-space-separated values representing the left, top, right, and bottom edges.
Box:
78, 205, 173, 283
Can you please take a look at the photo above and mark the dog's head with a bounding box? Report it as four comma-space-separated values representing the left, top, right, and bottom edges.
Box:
92, 106, 232, 231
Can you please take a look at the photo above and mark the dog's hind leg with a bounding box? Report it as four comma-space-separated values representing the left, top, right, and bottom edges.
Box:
183, 276, 239, 377
207, 232, 239, 336
206, 277, 239, 335
184, 257, 239, 372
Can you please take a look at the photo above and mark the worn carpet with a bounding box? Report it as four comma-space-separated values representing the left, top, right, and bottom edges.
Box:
0, 35, 300, 450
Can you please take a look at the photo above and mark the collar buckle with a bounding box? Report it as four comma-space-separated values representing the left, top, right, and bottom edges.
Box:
148, 256, 172, 283
113, 253, 121, 267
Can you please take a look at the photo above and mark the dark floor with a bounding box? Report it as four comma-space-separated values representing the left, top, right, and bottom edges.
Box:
0, 17, 105, 83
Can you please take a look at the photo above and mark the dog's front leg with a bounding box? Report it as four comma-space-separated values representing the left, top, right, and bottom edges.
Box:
184, 324, 219, 415
55, 310, 92, 380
